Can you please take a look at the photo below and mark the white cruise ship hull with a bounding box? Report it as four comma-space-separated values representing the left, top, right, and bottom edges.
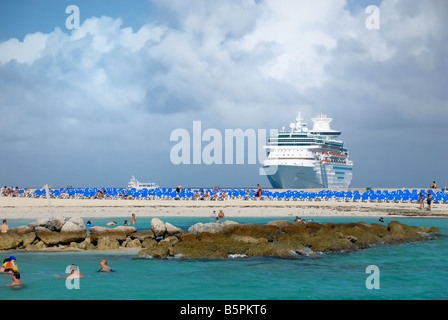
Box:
263, 163, 353, 189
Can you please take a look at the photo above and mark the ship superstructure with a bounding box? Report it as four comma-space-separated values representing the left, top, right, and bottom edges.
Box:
262, 113, 353, 189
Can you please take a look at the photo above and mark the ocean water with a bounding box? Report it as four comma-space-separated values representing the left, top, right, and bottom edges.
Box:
1, 216, 447, 300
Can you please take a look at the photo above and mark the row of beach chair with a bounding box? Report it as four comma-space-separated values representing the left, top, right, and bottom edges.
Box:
13, 187, 448, 204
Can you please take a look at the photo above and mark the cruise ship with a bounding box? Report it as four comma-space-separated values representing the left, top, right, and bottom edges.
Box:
127, 175, 159, 189
262, 113, 353, 189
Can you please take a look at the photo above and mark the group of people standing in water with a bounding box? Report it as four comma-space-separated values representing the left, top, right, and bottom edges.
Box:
210, 210, 226, 222
0, 256, 23, 288
1, 255, 114, 289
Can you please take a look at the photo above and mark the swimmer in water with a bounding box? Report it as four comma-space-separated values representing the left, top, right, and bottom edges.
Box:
9, 271, 23, 286
1, 271, 24, 289
0, 258, 9, 273
98, 258, 112, 272
65, 264, 84, 279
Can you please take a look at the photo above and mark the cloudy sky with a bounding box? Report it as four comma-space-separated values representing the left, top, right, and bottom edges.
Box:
0, 0, 447, 189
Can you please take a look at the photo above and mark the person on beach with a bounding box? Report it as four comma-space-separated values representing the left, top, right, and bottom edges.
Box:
218, 210, 225, 219
193, 190, 201, 199
378, 217, 384, 223
98, 259, 112, 272
106, 221, 117, 225
202, 191, 210, 200
176, 185, 183, 196
430, 181, 437, 189
255, 184, 263, 198
419, 192, 425, 210
427, 192, 432, 211
131, 213, 136, 224
124, 220, 129, 225
210, 211, 217, 220
1, 220, 8, 233
221, 190, 228, 199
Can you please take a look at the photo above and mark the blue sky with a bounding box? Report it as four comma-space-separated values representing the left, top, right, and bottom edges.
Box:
0, 0, 447, 189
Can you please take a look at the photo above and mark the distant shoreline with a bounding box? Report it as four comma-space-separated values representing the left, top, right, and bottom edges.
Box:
1, 196, 447, 220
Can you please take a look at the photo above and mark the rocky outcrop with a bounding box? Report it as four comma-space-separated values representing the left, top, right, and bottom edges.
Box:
89, 226, 137, 242
187, 220, 238, 234
2, 217, 186, 251
137, 220, 442, 259
3, 217, 441, 257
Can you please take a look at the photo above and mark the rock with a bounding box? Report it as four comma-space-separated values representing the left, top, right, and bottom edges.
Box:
151, 218, 166, 237
25, 240, 47, 251
428, 227, 441, 234
132, 230, 155, 241
59, 218, 87, 244
171, 232, 294, 259
61, 217, 85, 231
386, 221, 425, 244
8, 226, 33, 236
21, 232, 37, 247
123, 237, 142, 248
28, 216, 68, 232
0, 233, 20, 250
97, 237, 120, 250
296, 247, 317, 258
142, 220, 443, 260
187, 220, 238, 235
266, 220, 293, 227
141, 238, 158, 248
50, 216, 66, 231
7, 226, 36, 248
72, 240, 96, 250
89, 226, 137, 242
165, 222, 186, 237
35, 226, 61, 245
387, 221, 404, 234
137, 241, 172, 258
230, 235, 268, 244
29, 218, 53, 230
159, 235, 179, 245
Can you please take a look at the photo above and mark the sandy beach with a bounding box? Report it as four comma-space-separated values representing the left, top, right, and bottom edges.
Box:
1, 196, 447, 220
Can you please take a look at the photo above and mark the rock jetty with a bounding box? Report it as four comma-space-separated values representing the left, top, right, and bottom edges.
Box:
0, 217, 442, 258
137, 219, 442, 259
0, 216, 184, 251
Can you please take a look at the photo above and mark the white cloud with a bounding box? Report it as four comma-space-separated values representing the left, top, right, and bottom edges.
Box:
0, 32, 49, 64
0, 0, 447, 187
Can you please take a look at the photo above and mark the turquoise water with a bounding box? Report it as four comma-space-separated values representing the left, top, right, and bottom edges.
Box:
1, 216, 447, 300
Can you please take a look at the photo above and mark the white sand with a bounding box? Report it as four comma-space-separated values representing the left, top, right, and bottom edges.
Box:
1, 196, 447, 220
